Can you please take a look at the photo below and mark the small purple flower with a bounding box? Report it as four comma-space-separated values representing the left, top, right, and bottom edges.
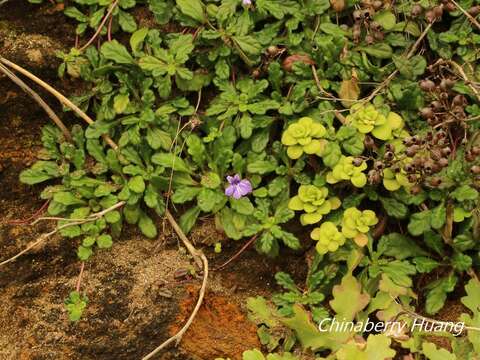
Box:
242, 0, 252, 5
225, 174, 252, 199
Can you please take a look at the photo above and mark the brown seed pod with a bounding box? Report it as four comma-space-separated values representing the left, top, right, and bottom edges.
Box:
365, 34, 375, 45
411, 4, 423, 17
452, 94, 466, 106
441, 146, 452, 156
251, 68, 261, 79
420, 107, 435, 119
445, 2, 456, 11
353, 157, 364, 166
429, 177, 442, 187
436, 130, 447, 139
282, 54, 315, 72
373, 31, 385, 41
374, 160, 384, 170
465, 151, 476, 162
471, 165, 480, 174
368, 169, 381, 184
425, 9, 436, 23
410, 184, 422, 194
431, 100, 443, 111
439, 92, 450, 100
438, 158, 449, 167
385, 143, 395, 153
419, 79, 436, 91
364, 135, 376, 149
409, 174, 420, 184
471, 146, 480, 156
406, 145, 420, 157
330, 0, 346, 12
373, 0, 383, 9
404, 163, 415, 173
353, 9, 363, 21
424, 160, 434, 174
440, 78, 455, 90
370, 21, 382, 31
384, 151, 395, 161
430, 149, 442, 161
267, 45, 279, 56
433, 5, 444, 18
469, 5, 480, 16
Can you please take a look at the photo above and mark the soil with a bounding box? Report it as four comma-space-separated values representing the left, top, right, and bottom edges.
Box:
0, 2, 309, 359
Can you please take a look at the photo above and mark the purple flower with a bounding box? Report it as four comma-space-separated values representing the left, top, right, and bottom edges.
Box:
225, 174, 252, 199
242, 0, 252, 5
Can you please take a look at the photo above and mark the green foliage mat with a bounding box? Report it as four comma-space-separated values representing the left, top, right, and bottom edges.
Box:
11, 0, 480, 357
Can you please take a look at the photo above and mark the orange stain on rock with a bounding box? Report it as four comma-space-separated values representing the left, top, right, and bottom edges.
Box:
171, 286, 260, 360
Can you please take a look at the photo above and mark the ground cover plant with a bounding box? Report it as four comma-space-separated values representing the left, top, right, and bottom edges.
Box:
2, 0, 480, 358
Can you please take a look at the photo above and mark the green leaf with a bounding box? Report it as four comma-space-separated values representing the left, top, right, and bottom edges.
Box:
146, 127, 172, 150
373, 10, 396, 30
176, 0, 205, 23
330, 275, 370, 321
243, 349, 265, 360
380, 197, 408, 219
172, 187, 201, 203
201, 172, 221, 189
422, 342, 456, 360
54, 191, 85, 206
179, 206, 201, 234
130, 28, 149, 52
377, 233, 428, 259
408, 210, 431, 236
20, 161, 60, 184
247, 160, 277, 174
97, 234, 113, 249
151, 153, 192, 173
413, 257, 440, 273
139, 213, 157, 238
118, 9, 137, 33
230, 197, 254, 215
100, 40, 134, 64
128, 175, 145, 193
451, 185, 478, 201
321, 142, 342, 168
77, 245, 93, 260
425, 274, 458, 314
451, 252, 472, 272
430, 204, 446, 230
233, 35, 262, 55
357, 43, 393, 59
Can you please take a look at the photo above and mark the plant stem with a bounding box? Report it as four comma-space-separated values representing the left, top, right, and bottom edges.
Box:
0, 63, 72, 141
0, 56, 118, 150
79, 0, 119, 52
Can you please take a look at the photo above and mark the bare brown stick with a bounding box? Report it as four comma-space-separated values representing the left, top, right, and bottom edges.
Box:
143, 211, 209, 359
0, 57, 118, 150
76, 261, 85, 292
0, 201, 125, 267
3, 200, 49, 225
450, 0, 480, 31
79, 0, 119, 52
0, 63, 72, 141
165, 209, 203, 269
214, 235, 258, 271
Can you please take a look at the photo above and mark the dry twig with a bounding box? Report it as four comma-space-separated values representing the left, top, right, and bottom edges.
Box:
0, 63, 72, 141
79, 0, 119, 51
0, 201, 125, 267
0, 57, 118, 150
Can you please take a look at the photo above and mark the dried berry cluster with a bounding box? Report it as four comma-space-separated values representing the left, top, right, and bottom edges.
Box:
412, 1, 480, 23
352, 1, 387, 44
419, 77, 468, 130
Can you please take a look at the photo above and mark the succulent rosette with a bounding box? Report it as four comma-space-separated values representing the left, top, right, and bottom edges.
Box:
310, 221, 346, 255
281, 117, 328, 159
326, 156, 368, 188
347, 104, 404, 141
288, 185, 341, 225
341, 207, 378, 246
